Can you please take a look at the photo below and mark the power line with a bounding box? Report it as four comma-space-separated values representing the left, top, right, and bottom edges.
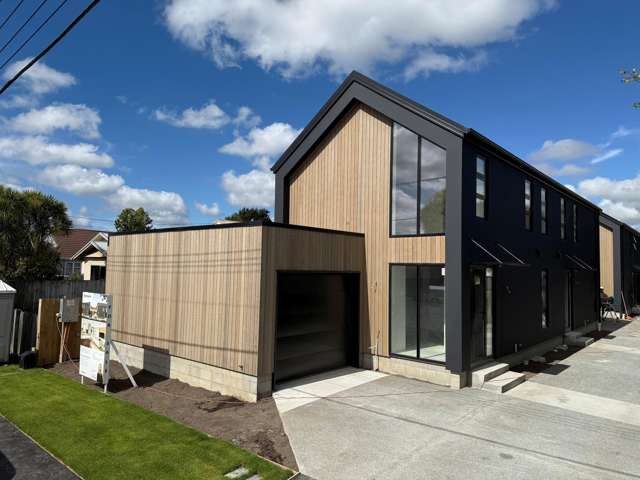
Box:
0, 0, 49, 57
0, 0, 100, 96
0, 0, 69, 75
0, 0, 25, 34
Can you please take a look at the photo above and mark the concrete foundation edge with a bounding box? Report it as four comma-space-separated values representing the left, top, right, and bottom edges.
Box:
112, 341, 269, 402
361, 353, 466, 389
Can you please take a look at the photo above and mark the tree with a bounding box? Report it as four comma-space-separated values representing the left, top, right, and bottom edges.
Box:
224, 207, 271, 222
0, 186, 71, 282
621, 68, 640, 108
114, 208, 153, 233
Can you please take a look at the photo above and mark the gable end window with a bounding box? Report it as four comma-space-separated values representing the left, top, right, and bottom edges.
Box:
391, 123, 446, 236
475, 156, 486, 219
524, 179, 532, 231
540, 187, 547, 234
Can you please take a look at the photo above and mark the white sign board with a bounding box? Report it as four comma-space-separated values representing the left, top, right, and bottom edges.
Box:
79, 292, 111, 385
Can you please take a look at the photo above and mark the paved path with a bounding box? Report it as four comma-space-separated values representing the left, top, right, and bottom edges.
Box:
0, 417, 78, 480
275, 321, 640, 480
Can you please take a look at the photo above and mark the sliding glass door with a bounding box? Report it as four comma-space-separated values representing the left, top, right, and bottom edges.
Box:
390, 264, 445, 363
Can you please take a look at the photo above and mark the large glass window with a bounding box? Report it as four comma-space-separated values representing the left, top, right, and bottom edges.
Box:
541, 269, 549, 328
540, 187, 547, 234
524, 179, 532, 231
560, 198, 566, 240
390, 264, 445, 362
572, 204, 578, 242
391, 123, 446, 235
475, 157, 486, 219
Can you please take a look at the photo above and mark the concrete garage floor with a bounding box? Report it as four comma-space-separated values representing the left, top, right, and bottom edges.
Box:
275, 320, 640, 480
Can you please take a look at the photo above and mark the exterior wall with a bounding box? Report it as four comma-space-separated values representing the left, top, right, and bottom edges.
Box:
287, 105, 446, 362
600, 224, 615, 299
462, 138, 600, 362
621, 225, 640, 309
106, 226, 264, 378
258, 225, 366, 379
81, 251, 106, 280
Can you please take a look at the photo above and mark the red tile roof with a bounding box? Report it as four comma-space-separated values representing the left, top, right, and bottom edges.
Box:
53, 229, 101, 259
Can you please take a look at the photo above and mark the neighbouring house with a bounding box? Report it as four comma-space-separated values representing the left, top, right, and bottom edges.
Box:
599, 213, 640, 314
53, 229, 102, 279
72, 232, 109, 281
106, 72, 601, 402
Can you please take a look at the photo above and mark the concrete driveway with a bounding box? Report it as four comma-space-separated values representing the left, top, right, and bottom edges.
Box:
274, 320, 640, 480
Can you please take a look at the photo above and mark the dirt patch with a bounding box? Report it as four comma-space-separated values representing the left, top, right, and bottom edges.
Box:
49, 361, 297, 470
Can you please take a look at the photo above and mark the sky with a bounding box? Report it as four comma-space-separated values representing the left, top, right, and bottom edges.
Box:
0, 0, 639, 230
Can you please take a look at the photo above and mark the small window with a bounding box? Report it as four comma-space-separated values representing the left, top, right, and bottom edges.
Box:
541, 269, 549, 328
524, 179, 532, 230
560, 198, 566, 240
475, 157, 486, 219
572, 204, 578, 242
540, 187, 547, 234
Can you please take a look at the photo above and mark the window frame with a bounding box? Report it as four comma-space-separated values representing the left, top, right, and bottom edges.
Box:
389, 123, 446, 238
560, 197, 566, 240
475, 156, 487, 219
540, 187, 547, 235
572, 204, 578, 243
524, 179, 532, 231
541, 269, 549, 328
388, 262, 446, 365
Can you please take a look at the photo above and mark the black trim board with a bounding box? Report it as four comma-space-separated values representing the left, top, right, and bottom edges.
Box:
272, 70, 599, 222
109, 220, 365, 238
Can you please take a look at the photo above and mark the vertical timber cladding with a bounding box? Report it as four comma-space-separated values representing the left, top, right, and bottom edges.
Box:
600, 224, 615, 298
106, 226, 264, 376
287, 104, 446, 358
258, 225, 366, 378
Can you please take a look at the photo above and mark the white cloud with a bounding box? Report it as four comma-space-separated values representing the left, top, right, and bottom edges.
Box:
590, 148, 623, 165
107, 185, 189, 225
0, 136, 114, 167
404, 50, 488, 80
220, 122, 300, 169
3, 58, 76, 95
195, 201, 221, 217
610, 126, 640, 140
72, 206, 91, 227
163, 0, 555, 78
221, 169, 274, 208
37, 164, 124, 195
529, 139, 600, 162
0, 94, 37, 109
153, 101, 229, 129
577, 175, 640, 227
233, 106, 261, 130
536, 162, 591, 178
7, 103, 101, 139
115, 95, 128, 105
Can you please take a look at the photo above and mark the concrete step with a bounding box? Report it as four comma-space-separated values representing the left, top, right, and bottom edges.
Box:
471, 362, 509, 387
481, 371, 526, 394
565, 335, 594, 347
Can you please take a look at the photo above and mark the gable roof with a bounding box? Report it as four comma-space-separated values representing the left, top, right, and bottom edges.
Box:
272, 70, 599, 212
53, 229, 102, 259
71, 232, 109, 260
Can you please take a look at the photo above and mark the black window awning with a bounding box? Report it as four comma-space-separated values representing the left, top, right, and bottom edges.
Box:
564, 254, 595, 271
471, 239, 529, 267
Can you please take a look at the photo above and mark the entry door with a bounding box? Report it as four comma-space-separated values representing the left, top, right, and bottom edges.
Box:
471, 267, 493, 364
565, 271, 574, 332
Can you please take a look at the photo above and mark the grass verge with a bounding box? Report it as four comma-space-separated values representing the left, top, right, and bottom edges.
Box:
0, 365, 291, 480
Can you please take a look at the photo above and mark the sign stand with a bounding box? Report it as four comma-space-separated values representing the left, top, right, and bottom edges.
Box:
79, 292, 137, 393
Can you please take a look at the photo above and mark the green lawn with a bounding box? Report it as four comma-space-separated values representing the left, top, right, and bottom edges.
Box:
0, 366, 291, 480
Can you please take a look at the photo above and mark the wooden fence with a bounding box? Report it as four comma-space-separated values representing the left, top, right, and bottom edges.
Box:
12, 279, 105, 312
36, 298, 80, 366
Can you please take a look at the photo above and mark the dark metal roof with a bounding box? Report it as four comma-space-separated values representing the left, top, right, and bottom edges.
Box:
272, 70, 599, 212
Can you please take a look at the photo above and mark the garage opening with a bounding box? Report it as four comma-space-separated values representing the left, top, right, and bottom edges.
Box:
274, 272, 359, 385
